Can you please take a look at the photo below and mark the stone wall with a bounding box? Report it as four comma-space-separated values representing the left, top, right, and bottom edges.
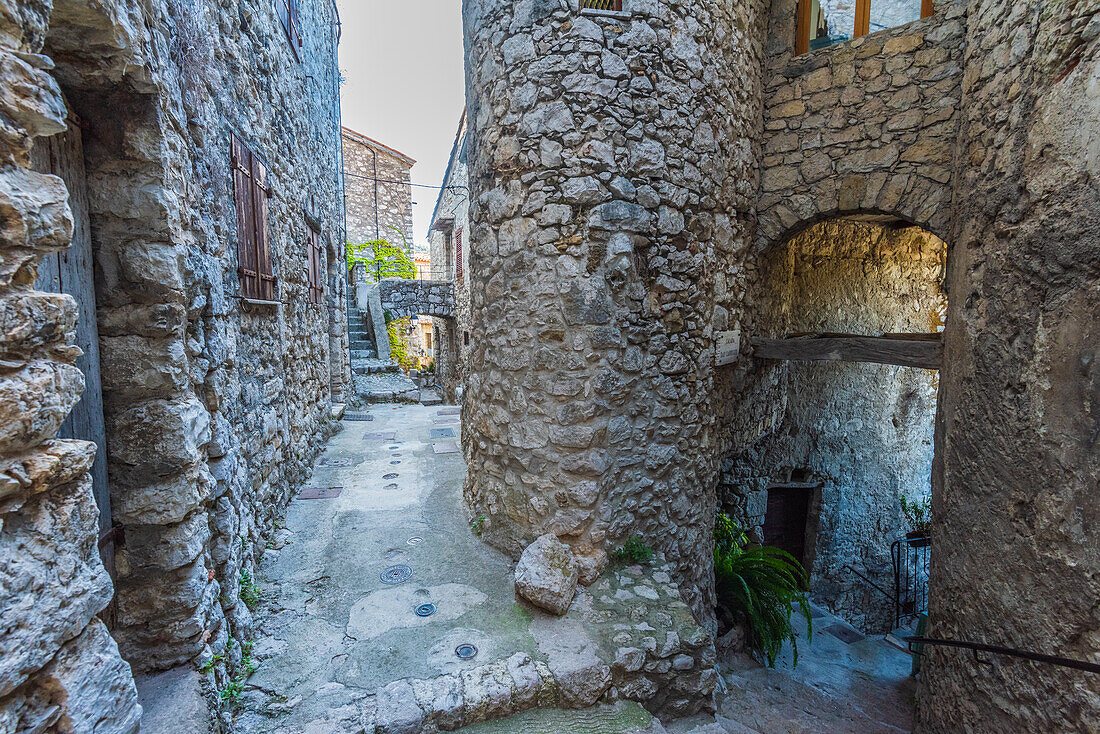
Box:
461, 0, 769, 624
756, 0, 966, 251
344, 128, 415, 249
919, 0, 1100, 730
378, 277, 456, 321
0, 0, 346, 727
720, 220, 944, 633
429, 111, 472, 402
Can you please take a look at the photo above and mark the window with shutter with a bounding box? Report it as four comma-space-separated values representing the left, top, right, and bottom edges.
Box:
307, 226, 325, 305
455, 227, 464, 283
276, 0, 303, 61
232, 134, 276, 301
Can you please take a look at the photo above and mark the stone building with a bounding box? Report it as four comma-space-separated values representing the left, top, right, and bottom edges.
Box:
461, 0, 1099, 732
0, 0, 346, 730
342, 127, 415, 251
428, 109, 472, 401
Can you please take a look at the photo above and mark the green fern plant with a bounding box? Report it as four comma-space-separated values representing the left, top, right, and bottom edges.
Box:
714, 512, 812, 668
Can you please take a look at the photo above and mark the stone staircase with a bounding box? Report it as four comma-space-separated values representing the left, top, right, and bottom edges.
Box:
346, 290, 422, 403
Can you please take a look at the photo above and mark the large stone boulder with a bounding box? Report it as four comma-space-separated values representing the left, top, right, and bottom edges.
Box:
514, 534, 579, 616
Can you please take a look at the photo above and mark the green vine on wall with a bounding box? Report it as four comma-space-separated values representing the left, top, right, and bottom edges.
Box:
386, 317, 419, 372
347, 238, 416, 282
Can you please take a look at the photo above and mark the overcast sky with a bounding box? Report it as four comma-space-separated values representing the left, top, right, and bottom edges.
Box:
335, 1, 466, 250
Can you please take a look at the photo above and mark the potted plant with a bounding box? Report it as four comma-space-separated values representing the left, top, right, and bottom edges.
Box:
900, 496, 932, 547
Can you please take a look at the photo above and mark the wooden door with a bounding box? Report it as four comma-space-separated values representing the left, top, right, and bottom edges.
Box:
31, 119, 112, 570
763, 485, 812, 567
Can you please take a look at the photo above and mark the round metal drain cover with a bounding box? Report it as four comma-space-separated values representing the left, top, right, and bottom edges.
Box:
392, 453, 403, 457
390, 460, 401, 465
389, 445, 400, 450
380, 565, 413, 584
384, 483, 399, 491
414, 603, 436, 617
455, 644, 478, 661
383, 473, 399, 480
406, 536, 424, 545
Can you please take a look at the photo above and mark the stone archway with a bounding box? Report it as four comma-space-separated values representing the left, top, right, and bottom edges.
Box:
718, 214, 948, 635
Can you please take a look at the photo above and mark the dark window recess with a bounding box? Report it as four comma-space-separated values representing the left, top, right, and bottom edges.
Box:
463, 331, 470, 347
580, 0, 623, 10
232, 134, 276, 301
307, 225, 324, 305
455, 227, 464, 282
276, 0, 303, 60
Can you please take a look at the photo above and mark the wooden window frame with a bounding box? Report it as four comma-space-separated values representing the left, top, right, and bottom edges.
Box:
796, 0, 934, 55
579, 0, 624, 11
277, 0, 303, 61
307, 225, 325, 306
455, 227, 464, 283
232, 134, 276, 302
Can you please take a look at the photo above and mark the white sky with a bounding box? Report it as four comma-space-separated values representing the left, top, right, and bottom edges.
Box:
335, 1, 466, 251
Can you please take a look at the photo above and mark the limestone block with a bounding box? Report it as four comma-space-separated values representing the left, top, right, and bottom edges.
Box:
514, 533, 579, 616
0, 473, 111, 697
0, 290, 76, 356
122, 510, 212, 571
375, 679, 425, 734
110, 463, 215, 526
107, 396, 211, 483
0, 438, 94, 504
547, 650, 612, 709
99, 334, 188, 403
0, 359, 83, 454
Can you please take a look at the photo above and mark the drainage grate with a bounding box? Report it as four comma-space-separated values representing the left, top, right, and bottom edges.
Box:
363, 432, 396, 441
429, 428, 456, 439
455, 644, 478, 660
390, 460, 401, 465
384, 483, 399, 490
389, 446, 401, 450
414, 603, 436, 617
380, 565, 413, 584
406, 536, 423, 545
438, 408, 461, 416
433, 441, 460, 454
824, 623, 865, 644
343, 412, 374, 422
318, 457, 354, 467
299, 486, 343, 499
383, 473, 399, 480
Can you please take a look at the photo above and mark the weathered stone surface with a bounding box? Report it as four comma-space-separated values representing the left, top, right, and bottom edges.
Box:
375, 679, 425, 734
514, 533, 579, 616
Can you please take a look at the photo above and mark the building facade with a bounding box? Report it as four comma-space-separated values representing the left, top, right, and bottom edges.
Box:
342, 127, 415, 252
0, 0, 346, 729
461, 0, 1099, 731
427, 110, 472, 402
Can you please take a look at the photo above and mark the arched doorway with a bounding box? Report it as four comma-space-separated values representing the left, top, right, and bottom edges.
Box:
721, 215, 947, 635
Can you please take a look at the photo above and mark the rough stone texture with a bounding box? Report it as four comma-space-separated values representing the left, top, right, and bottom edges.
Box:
343, 127, 416, 248
918, 0, 1100, 732
756, 0, 966, 251
461, 0, 770, 631
428, 110, 472, 403
377, 277, 457, 321
721, 220, 944, 633
514, 533, 580, 616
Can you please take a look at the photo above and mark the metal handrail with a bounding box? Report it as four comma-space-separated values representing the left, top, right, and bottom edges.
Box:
842, 564, 897, 604
904, 637, 1100, 674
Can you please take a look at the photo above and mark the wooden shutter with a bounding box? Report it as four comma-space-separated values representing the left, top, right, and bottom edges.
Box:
307, 227, 324, 305
277, 0, 302, 60
250, 155, 275, 301
232, 135, 261, 300
455, 227, 464, 282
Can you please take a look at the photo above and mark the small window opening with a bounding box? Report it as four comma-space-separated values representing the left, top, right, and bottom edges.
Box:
276, 0, 303, 61
463, 331, 470, 347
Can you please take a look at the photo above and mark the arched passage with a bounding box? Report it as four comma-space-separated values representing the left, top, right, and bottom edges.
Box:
720, 214, 947, 634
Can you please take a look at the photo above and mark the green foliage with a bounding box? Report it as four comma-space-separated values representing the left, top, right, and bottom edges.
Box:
713, 512, 812, 668
347, 239, 416, 282
900, 495, 932, 534
424, 359, 436, 374
613, 536, 654, 565
387, 317, 418, 372
199, 654, 224, 674
470, 514, 487, 536
219, 677, 244, 705
239, 571, 261, 611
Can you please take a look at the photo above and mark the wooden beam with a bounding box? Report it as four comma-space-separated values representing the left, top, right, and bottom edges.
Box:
750, 333, 942, 370
795, 0, 812, 55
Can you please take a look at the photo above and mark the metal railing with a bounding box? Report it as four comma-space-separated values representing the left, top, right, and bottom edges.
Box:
842, 535, 931, 630
904, 637, 1100, 674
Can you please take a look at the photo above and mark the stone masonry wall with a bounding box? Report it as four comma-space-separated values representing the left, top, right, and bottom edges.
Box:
755, 0, 966, 251
462, 0, 769, 625
0, 2, 141, 731
378, 277, 456, 321
720, 220, 944, 634
0, 0, 345, 725
344, 129, 415, 249
919, 0, 1100, 731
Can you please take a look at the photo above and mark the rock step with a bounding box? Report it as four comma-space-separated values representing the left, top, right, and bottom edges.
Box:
351, 349, 378, 359
454, 701, 665, 734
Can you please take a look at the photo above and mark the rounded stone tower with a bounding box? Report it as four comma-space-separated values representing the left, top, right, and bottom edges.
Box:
460, 0, 768, 623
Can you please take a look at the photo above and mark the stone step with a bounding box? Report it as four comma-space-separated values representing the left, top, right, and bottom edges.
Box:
351, 349, 377, 359
453, 701, 664, 734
